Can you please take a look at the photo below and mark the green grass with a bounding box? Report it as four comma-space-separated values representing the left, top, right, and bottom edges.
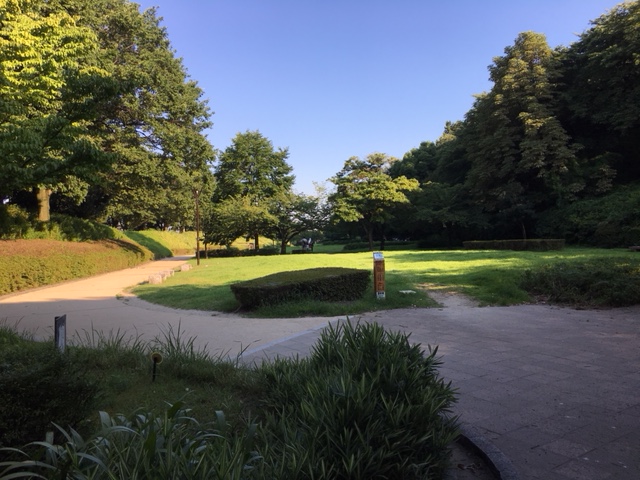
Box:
124, 230, 197, 258
132, 247, 640, 316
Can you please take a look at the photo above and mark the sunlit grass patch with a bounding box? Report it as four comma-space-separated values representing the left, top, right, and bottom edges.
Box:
132, 247, 640, 314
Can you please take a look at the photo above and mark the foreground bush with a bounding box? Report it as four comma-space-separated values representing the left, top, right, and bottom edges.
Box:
231, 267, 370, 309
0, 404, 262, 479
0, 239, 153, 295
0, 329, 100, 449
0, 321, 460, 479
520, 257, 640, 307
258, 320, 459, 479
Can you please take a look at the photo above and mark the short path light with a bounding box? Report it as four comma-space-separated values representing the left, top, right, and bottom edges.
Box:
151, 352, 163, 382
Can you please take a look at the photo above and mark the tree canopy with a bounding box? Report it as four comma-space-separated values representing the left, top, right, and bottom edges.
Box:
330, 153, 419, 250
211, 130, 294, 249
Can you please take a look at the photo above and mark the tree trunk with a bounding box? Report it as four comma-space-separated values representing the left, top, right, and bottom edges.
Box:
521, 221, 527, 240
254, 232, 260, 251
36, 187, 52, 222
364, 224, 374, 251
280, 239, 287, 254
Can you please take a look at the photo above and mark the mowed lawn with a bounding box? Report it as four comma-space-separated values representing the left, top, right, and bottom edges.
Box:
131, 247, 639, 317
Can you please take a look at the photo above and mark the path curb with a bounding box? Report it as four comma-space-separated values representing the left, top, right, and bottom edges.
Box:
457, 424, 520, 480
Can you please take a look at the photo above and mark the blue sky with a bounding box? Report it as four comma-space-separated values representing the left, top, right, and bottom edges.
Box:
135, 0, 621, 194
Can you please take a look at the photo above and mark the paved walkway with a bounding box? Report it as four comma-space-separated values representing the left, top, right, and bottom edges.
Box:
1, 257, 639, 479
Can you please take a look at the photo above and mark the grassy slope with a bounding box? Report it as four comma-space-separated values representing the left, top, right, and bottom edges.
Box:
0, 239, 154, 295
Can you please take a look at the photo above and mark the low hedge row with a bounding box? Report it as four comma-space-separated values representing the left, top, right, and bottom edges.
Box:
342, 241, 414, 251
200, 246, 280, 258
230, 267, 370, 309
0, 239, 153, 295
462, 239, 565, 251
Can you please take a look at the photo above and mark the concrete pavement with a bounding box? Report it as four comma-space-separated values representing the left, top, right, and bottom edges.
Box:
1, 257, 639, 479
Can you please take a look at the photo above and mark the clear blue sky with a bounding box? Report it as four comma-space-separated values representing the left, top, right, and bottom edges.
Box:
135, 0, 621, 194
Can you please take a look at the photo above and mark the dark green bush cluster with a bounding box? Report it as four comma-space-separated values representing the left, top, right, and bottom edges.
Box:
520, 257, 640, 307
0, 204, 31, 239
536, 183, 640, 247
258, 321, 459, 479
463, 239, 565, 251
230, 268, 370, 309
0, 207, 121, 241
0, 330, 100, 449
342, 240, 414, 251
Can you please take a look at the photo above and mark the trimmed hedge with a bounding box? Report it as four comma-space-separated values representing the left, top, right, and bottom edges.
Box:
462, 239, 565, 251
0, 239, 153, 295
230, 267, 370, 309
200, 246, 280, 258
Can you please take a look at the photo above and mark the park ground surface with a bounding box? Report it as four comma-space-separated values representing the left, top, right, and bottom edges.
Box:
1, 256, 639, 479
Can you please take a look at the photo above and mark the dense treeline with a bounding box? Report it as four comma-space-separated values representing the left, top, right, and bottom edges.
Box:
2, 1, 639, 249
377, 3, 640, 247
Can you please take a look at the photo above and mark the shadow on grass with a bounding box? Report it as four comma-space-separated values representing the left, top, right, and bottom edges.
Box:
135, 284, 238, 312
124, 231, 172, 259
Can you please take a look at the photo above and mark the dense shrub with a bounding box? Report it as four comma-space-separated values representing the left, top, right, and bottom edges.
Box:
0, 239, 153, 295
0, 209, 122, 242
342, 240, 415, 251
463, 239, 565, 251
258, 321, 459, 479
0, 204, 31, 239
0, 330, 100, 449
230, 268, 370, 309
536, 184, 640, 247
520, 257, 640, 307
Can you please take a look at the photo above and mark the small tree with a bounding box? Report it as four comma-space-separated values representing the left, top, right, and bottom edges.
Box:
213, 131, 294, 250
268, 192, 330, 254
330, 153, 419, 250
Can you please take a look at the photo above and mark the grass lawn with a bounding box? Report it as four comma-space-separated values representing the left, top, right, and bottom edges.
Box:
132, 247, 640, 316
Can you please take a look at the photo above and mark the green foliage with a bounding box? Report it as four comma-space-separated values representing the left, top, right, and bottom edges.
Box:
0, 331, 100, 449
462, 32, 579, 238
211, 131, 294, 250
0, 404, 263, 479
463, 239, 565, 251
520, 257, 640, 307
258, 321, 459, 479
536, 184, 640, 247
330, 153, 420, 250
559, 1, 640, 184
0, 239, 152, 295
230, 268, 370, 309
0, 204, 31, 239
0, 0, 115, 204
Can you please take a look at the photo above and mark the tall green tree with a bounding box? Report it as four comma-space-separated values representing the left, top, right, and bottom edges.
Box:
330, 153, 419, 250
463, 31, 579, 238
73, 0, 215, 229
0, 0, 117, 220
559, 0, 640, 184
213, 130, 294, 250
